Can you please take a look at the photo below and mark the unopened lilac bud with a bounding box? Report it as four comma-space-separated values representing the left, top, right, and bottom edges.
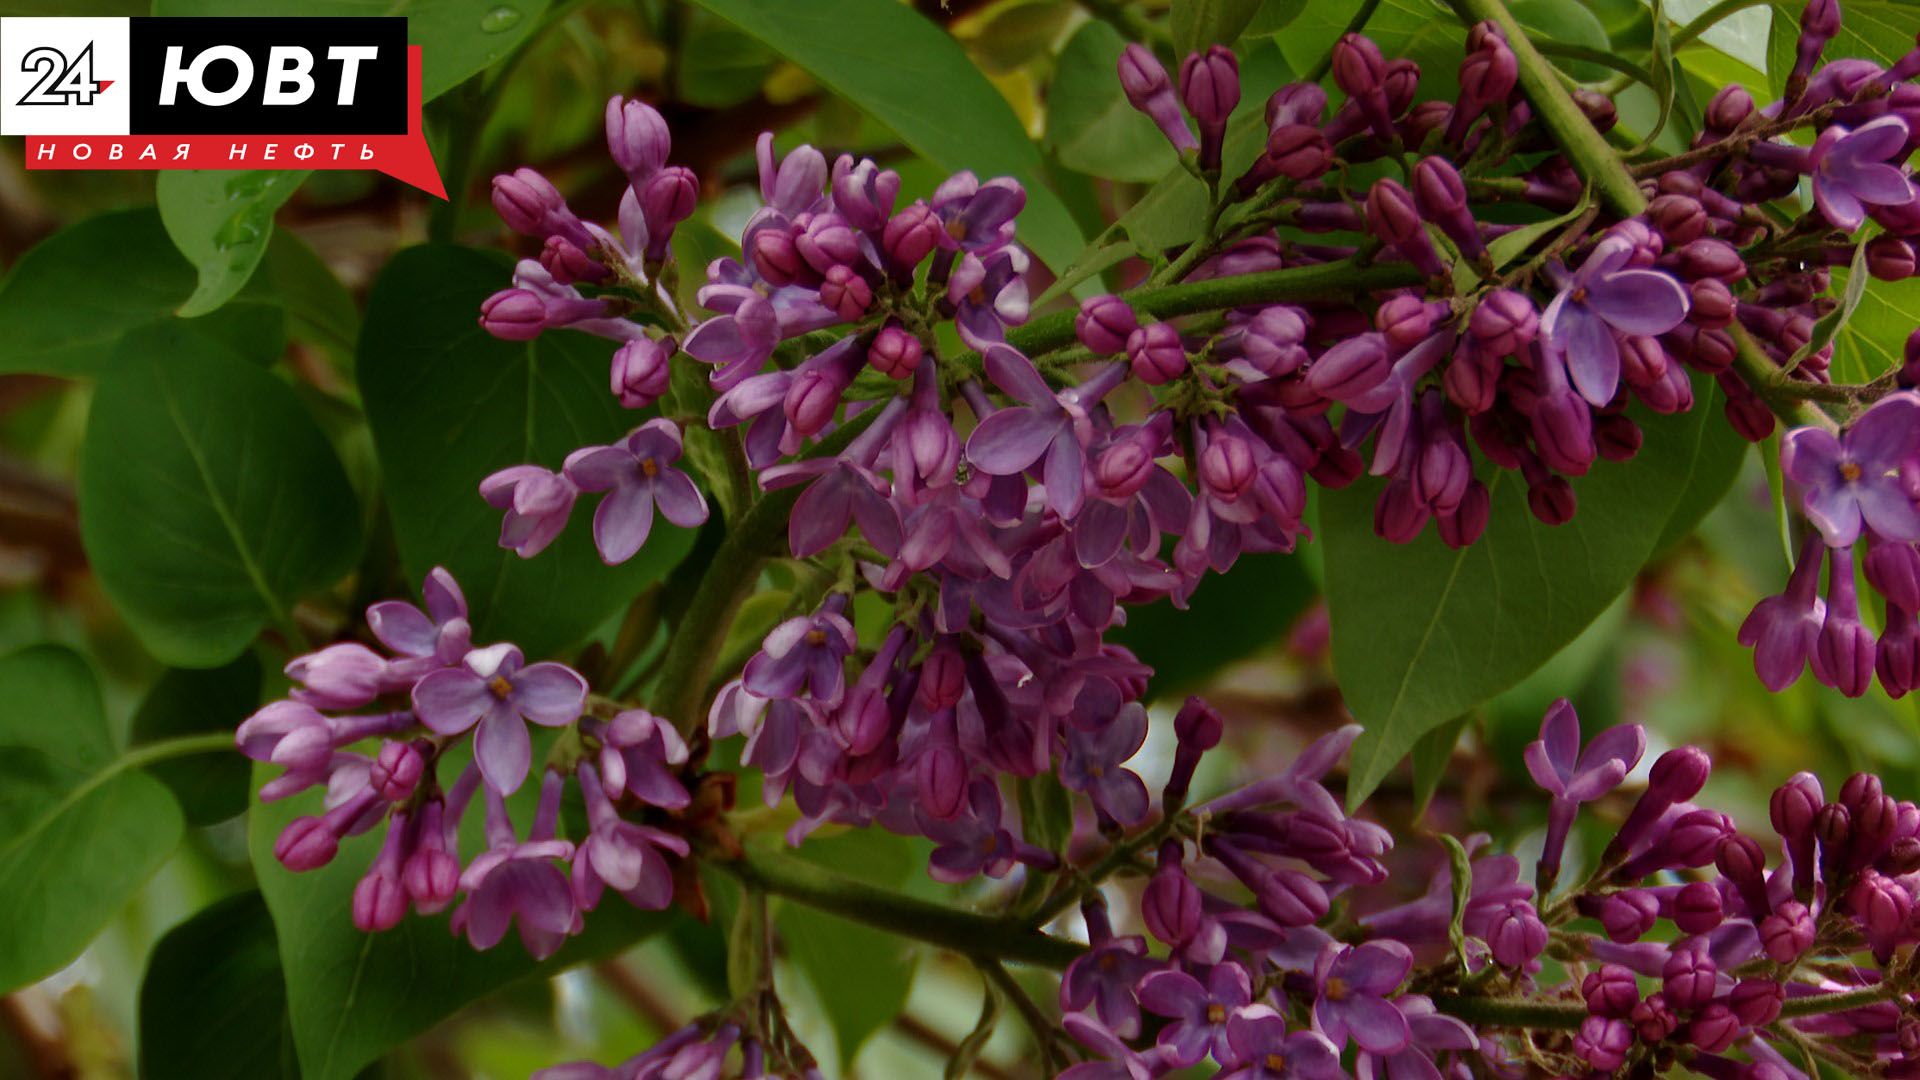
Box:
1688, 1003, 1740, 1053
1688, 278, 1735, 329
1199, 435, 1258, 500
1674, 238, 1746, 282
1595, 889, 1659, 942
1609, 747, 1710, 859
1264, 124, 1333, 181
882, 201, 940, 278
1119, 44, 1199, 152
1127, 323, 1187, 385
1760, 901, 1815, 962
1730, 980, 1784, 1028
606, 96, 671, 183
1672, 881, 1724, 934
819, 265, 873, 322
1180, 46, 1240, 170
640, 164, 697, 234
1459, 37, 1517, 108
1437, 481, 1490, 548
1629, 993, 1678, 1042
540, 235, 608, 285
1468, 289, 1537, 357
1706, 84, 1755, 132
1331, 34, 1386, 98
1167, 697, 1222, 806
1716, 834, 1771, 916
352, 867, 407, 933
1583, 965, 1640, 1017
1076, 296, 1138, 354
1382, 59, 1422, 116
918, 644, 965, 710
1142, 845, 1203, 945
1095, 436, 1156, 499
491, 167, 569, 238
1851, 870, 1913, 935
1266, 83, 1328, 129
1772, 771, 1825, 841
1527, 474, 1576, 525
1574, 1016, 1633, 1072
796, 215, 860, 278
1869, 542, 1920, 610
869, 322, 922, 380
480, 288, 548, 341
1486, 900, 1547, 967
371, 740, 424, 802
1870, 236, 1918, 281
1662, 944, 1717, 1010
785, 368, 845, 437
1797, 0, 1842, 82
1374, 296, 1438, 350
751, 227, 807, 287
1367, 179, 1445, 275
1308, 333, 1392, 400
1573, 88, 1617, 133
1647, 194, 1708, 245
611, 336, 674, 409
1594, 414, 1642, 462
830, 157, 900, 234
1412, 157, 1484, 258
274, 815, 340, 871
1843, 771, 1885, 810
1416, 438, 1471, 514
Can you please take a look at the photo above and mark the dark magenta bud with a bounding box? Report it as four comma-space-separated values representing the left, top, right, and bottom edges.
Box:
1127, 322, 1188, 385
640, 166, 698, 246
1445, 341, 1501, 413
1366, 178, 1445, 275
1459, 37, 1517, 108
1166, 697, 1224, 805
1180, 46, 1240, 170
1760, 900, 1815, 962
1331, 33, 1385, 97
274, 815, 341, 871
1594, 414, 1642, 462
1716, 833, 1772, 916
1596, 888, 1660, 942
1266, 82, 1328, 128
1437, 480, 1490, 548
1120, 43, 1199, 152
1582, 964, 1640, 1017
1469, 289, 1538, 356
818, 264, 872, 322
1687, 1003, 1740, 1053
1729, 980, 1785, 1027
1264, 124, 1333, 180
1672, 881, 1724, 935
1630, 993, 1678, 1043
1485, 899, 1548, 968
1308, 333, 1393, 401
1648, 194, 1708, 245
611, 336, 674, 409
371, 740, 424, 802
1868, 542, 1920, 611
1572, 88, 1617, 133
1661, 944, 1717, 1010
1869, 236, 1918, 281
1413, 156, 1484, 258
869, 322, 923, 380
539, 235, 609, 285
1376, 295, 1442, 349
1674, 238, 1746, 282
1574, 1016, 1633, 1072
751, 227, 808, 287
1199, 434, 1258, 500
882, 201, 940, 278
479, 288, 548, 341
796, 214, 860, 276
1608, 747, 1710, 859
1526, 474, 1576, 526
1076, 295, 1138, 354
1142, 847, 1203, 945
1849, 870, 1913, 935
1706, 84, 1755, 132
1688, 277, 1736, 329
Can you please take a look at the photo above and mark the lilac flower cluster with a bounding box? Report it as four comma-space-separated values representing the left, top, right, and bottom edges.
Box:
239, 567, 692, 956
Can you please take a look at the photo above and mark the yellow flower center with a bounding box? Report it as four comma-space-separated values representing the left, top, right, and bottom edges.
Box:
1207, 1004, 1227, 1024
806, 628, 828, 646
488, 676, 514, 699
1841, 461, 1863, 482
1325, 977, 1349, 1001
1265, 1052, 1288, 1072
640, 458, 659, 478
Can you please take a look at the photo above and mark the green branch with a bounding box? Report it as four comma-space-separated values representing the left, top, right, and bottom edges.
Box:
1775, 981, 1905, 1018
1430, 993, 1587, 1030
716, 845, 1085, 971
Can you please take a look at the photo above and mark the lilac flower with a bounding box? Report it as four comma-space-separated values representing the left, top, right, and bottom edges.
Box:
562, 419, 709, 565
1810, 117, 1916, 231
1221, 1009, 1347, 1079
570, 763, 687, 912
930, 172, 1025, 254
367, 566, 472, 677
1059, 702, 1150, 825
1739, 539, 1828, 690
966, 348, 1128, 518
1780, 391, 1920, 547
921, 779, 1024, 881
452, 777, 580, 959
480, 464, 579, 559
1059, 1014, 1167, 1080
1354, 996, 1478, 1080
1313, 941, 1414, 1054
1540, 236, 1691, 405
742, 600, 857, 705
284, 643, 390, 710
1138, 962, 1253, 1066
948, 247, 1031, 352
1524, 699, 1645, 889
1060, 929, 1156, 1037
412, 643, 587, 794
595, 709, 690, 810
682, 285, 780, 390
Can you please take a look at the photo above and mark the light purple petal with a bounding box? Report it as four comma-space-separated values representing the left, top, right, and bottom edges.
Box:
1341, 993, 1413, 1054
967, 408, 1063, 475
1815, 179, 1866, 231
1588, 269, 1690, 336
1857, 479, 1920, 542
1847, 392, 1920, 467
563, 445, 633, 492
412, 670, 492, 734
368, 601, 437, 657
1835, 162, 1915, 206
653, 469, 710, 528
1341, 940, 1414, 993
1561, 305, 1621, 406
592, 481, 656, 565
513, 662, 587, 726
1781, 427, 1847, 488
983, 344, 1057, 407
474, 705, 533, 794
1803, 483, 1865, 547
1831, 116, 1911, 167
1045, 433, 1087, 518
788, 473, 854, 557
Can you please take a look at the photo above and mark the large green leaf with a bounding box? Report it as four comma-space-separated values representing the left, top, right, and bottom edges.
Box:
357, 245, 696, 658
1767, 0, 1920, 94
131, 653, 262, 825
1827, 272, 1920, 386
139, 890, 296, 1080
1114, 552, 1316, 698
1047, 21, 1181, 184
158, 170, 310, 319
79, 323, 362, 666
248, 763, 674, 1080
779, 831, 922, 1068
0, 646, 184, 992
1172, 0, 1268, 53
0, 208, 291, 376
682, 0, 1085, 276
1323, 379, 1748, 806
150, 0, 551, 103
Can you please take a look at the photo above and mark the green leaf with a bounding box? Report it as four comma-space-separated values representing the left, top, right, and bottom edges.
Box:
682, 0, 1086, 276
1243, 0, 1310, 37
1510, 0, 1615, 81
965, 0, 1076, 73
1826, 269, 1920, 385
131, 653, 262, 825
150, 0, 553, 103
1113, 552, 1316, 697
677, 15, 778, 107
0, 208, 289, 376
1279, 0, 1466, 100
1766, 0, 1920, 93
1789, 241, 1872, 373
0, 645, 184, 992
1436, 832, 1474, 969
1048, 21, 1181, 183
1410, 712, 1470, 821
1016, 773, 1074, 853
248, 763, 674, 1080
1324, 377, 1748, 806
1172, 0, 1267, 53
158, 170, 309, 318
1035, 234, 1134, 308
357, 245, 696, 658
79, 323, 362, 666
1452, 185, 1593, 293
781, 831, 922, 1068
139, 890, 296, 1080
254, 224, 360, 355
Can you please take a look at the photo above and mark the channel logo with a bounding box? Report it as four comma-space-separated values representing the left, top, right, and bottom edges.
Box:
0, 16, 443, 196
